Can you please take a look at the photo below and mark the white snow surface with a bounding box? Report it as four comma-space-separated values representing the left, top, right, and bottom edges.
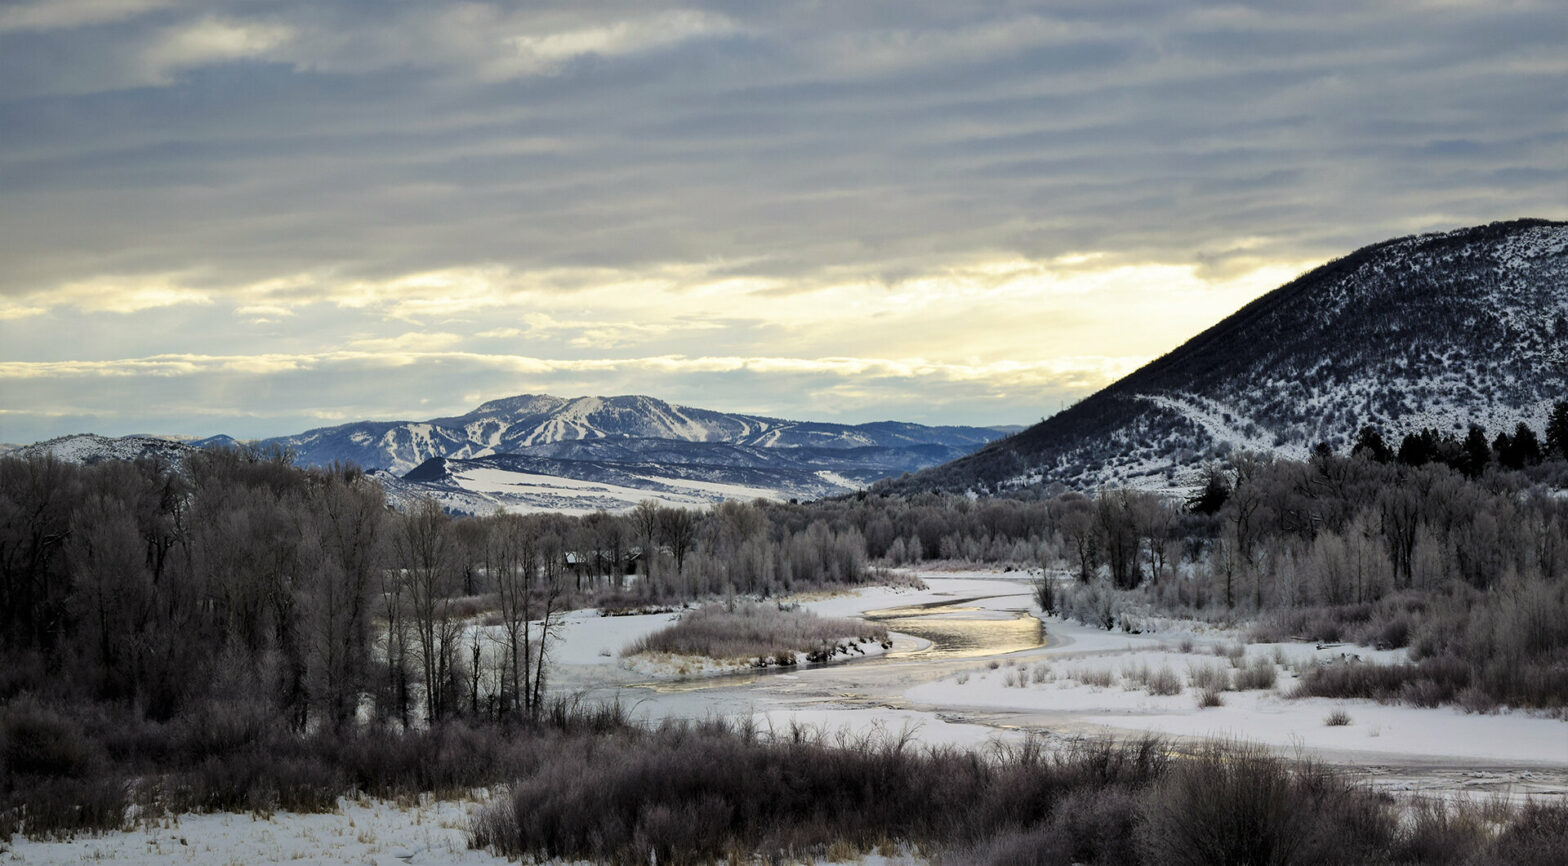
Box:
5, 794, 501, 865
431, 464, 786, 515
906, 637, 1568, 766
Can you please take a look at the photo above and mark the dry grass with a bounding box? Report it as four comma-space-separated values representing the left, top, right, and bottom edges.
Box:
1124, 662, 1183, 696
621, 602, 889, 662
1074, 667, 1116, 688
1186, 662, 1230, 694
1233, 657, 1278, 691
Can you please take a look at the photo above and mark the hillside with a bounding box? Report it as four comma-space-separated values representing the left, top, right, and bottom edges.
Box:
882, 218, 1568, 495
14, 433, 196, 467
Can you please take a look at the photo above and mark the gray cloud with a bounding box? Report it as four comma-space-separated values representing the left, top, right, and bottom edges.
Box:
0, 1, 1563, 440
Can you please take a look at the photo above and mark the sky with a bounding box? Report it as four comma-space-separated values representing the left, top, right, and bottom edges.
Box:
1, 0, 1564, 442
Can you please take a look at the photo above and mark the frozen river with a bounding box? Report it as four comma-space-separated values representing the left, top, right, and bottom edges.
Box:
553, 568, 1568, 802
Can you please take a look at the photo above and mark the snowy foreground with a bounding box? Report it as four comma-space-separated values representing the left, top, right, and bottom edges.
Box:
9, 568, 1567, 863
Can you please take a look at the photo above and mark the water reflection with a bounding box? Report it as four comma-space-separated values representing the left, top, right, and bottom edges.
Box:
626, 594, 1044, 693
863, 596, 1044, 660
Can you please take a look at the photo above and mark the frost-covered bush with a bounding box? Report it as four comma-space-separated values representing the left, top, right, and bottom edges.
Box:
1187, 663, 1230, 694
1233, 657, 1278, 691
1061, 580, 1127, 630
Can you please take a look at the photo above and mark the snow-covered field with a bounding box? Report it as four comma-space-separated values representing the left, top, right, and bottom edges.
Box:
5, 794, 502, 865
906, 637, 1568, 766
436, 464, 787, 515
10, 566, 1566, 863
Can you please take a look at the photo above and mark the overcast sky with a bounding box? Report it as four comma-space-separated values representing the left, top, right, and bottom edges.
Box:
2, 0, 1564, 441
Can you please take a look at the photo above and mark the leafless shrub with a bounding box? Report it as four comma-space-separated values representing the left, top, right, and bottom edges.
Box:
961, 785, 1144, 866
1196, 687, 1224, 708
1292, 654, 1471, 707
1186, 662, 1229, 694
473, 728, 1171, 865
1074, 667, 1115, 688
445, 593, 499, 621
1137, 741, 1395, 866
1400, 679, 1447, 708
1391, 797, 1491, 865
1476, 800, 1568, 866
1212, 642, 1246, 665
1324, 709, 1352, 726
1, 696, 106, 779
1233, 657, 1278, 691
0, 776, 129, 840
1146, 666, 1182, 696
1456, 686, 1500, 714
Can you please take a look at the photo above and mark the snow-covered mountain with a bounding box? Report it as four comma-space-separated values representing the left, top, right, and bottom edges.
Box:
11, 397, 1008, 512
883, 218, 1568, 495
256, 393, 1006, 475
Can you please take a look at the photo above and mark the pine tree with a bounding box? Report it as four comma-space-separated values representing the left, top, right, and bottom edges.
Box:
1462, 425, 1491, 478
1512, 422, 1542, 467
1186, 465, 1231, 515
1547, 400, 1568, 461
1351, 426, 1393, 463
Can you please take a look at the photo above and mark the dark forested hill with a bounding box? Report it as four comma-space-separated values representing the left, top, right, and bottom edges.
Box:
881, 218, 1568, 495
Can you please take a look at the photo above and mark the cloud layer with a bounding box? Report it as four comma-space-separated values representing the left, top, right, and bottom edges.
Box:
1, 1, 1562, 441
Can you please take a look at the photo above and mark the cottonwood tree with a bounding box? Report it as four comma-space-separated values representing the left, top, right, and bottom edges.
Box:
658, 507, 698, 576
530, 531, 568, 712
394, 499, 462, 723
0, 456, 79, 656
301, 469, 386, 729
489, 513, 544, 717
1095, 489, 1143, 590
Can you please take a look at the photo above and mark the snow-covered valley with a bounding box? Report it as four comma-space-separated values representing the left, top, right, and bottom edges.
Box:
12, 568, 1564, 864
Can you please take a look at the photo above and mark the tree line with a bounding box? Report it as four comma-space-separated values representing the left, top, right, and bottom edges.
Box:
0, 448, 876, 733
1348, 399, 1568, 475
4, 402, 1565, 731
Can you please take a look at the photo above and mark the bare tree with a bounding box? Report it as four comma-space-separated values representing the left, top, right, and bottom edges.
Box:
301, 469, 386, 729
531, 531, 568, 713
490, 513, 541, 716
658, 507, 698, 577
395, 499, 460, 723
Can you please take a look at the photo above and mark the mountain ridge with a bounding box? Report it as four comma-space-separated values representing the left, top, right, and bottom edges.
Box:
249, 393, 1007, 475
881, 218, 1568, 495
12, 395, 1011, 513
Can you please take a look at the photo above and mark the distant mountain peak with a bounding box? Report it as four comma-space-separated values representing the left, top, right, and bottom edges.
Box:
254, 392, 1006, 476
465, 393, 569, 417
